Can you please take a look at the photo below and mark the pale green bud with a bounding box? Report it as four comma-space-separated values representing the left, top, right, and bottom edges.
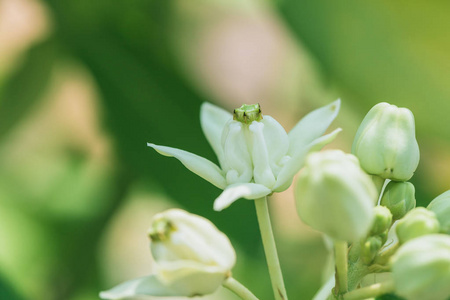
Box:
396, 207, 440, 244
361, 236, 383, 265
233, 103, 262, 124
100, 209, 236, 299
295, 150, 377, 242
352, 103, 420, 181
391, 234, 450, 300
149, 209, 236, 296
427, 190, 450, 234
370, 206, 393, 236
380, 181, 416, 221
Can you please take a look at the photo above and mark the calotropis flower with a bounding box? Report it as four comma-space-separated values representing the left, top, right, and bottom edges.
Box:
100, 209, 236, 299
148, 100, 341, 211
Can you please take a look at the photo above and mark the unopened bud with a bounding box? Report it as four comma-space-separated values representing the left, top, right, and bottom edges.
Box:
391, 234, 450, 300
361, 236, 383, 265
295, 150, 377, 242
380, 181, 416, 221
396, 207, 440, 244
370, 206, 393, 236
352, 103, 420, 181
427, 190, 450, 234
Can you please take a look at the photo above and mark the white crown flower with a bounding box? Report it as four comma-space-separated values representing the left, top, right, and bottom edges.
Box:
148, 100, 341, 211
100, 209, 236, 299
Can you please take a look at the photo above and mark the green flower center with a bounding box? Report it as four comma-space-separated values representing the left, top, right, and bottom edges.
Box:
148, 218, 176, 241
233, 103, 263, 124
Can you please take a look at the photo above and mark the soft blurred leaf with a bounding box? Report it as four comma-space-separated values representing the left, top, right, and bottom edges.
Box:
0, 275, 24, 300
0, 40, 57, 139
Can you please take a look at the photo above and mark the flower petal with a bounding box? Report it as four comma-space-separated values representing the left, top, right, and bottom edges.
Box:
221, 122, 253, 185
99, 275, 180, 299
200, 102, 232, 167
249, 121, 276, 188
213, 183, 272, 211
261, 116, 289, 177
288, 99, 341, 156
273, 128, 342, 192
148, 143, 226, 189
156, 261, 229, 296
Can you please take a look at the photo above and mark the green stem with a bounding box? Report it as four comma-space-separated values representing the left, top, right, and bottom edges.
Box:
254, 197, 288, 300
343, 281, 395, 300
374, 243, 399, 265
312, 274, 335, 300
223, 277, 259, 300
334, 241, 349, 294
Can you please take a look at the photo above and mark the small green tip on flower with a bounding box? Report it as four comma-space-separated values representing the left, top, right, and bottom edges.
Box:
396, 207, 440, 244
233, 103, 262, 124
148, 217, 175, 242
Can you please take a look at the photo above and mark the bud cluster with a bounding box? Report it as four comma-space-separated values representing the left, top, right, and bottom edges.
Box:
100, 100, 450, 300
295, 101, 450, 299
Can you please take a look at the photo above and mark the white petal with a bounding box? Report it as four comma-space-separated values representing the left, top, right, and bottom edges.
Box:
99, 275, 180, 299
249, 121, 276, 188
148, 143, 226, 189
261, 116, 289, 176
213, 183, 272, 211
200, 102, 232, 166
221, 122, 253, 185
288, 99, 341, 156
156, 261, 228, 296
273, 128, 342, 192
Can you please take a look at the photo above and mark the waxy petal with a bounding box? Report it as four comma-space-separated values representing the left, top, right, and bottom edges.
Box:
148, 143, 227, 189
249, 121, 276, 188
156, 261, 229, 296
214, 183, 272, 211
221, 122, 253, 185
261, 116, 289, 176
99, 275, 180, 299
288, 99, 341, 156
200, 102, 232, 167
273, 128, 342, 192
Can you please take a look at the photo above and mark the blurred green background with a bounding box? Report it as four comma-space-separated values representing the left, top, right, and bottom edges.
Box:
0, 0, 449, 299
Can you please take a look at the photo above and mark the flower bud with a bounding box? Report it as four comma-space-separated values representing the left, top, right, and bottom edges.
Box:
380, 181, 416, 221
391, 234, 450, 300
395, 207, 440, 244
295, 150, 377, 242
148, 209, 236, 296
100, 209, 236, 299
361, 236, 383, 265
352, 103, 420, 181
370, 206, 393, 236
427, 190, 450, 234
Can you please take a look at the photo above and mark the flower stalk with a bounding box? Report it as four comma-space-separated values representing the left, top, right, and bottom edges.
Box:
254, 196, 288, 300
334, 241, 349, 294
223, 277, 259, 300
343, 281, 395, 300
